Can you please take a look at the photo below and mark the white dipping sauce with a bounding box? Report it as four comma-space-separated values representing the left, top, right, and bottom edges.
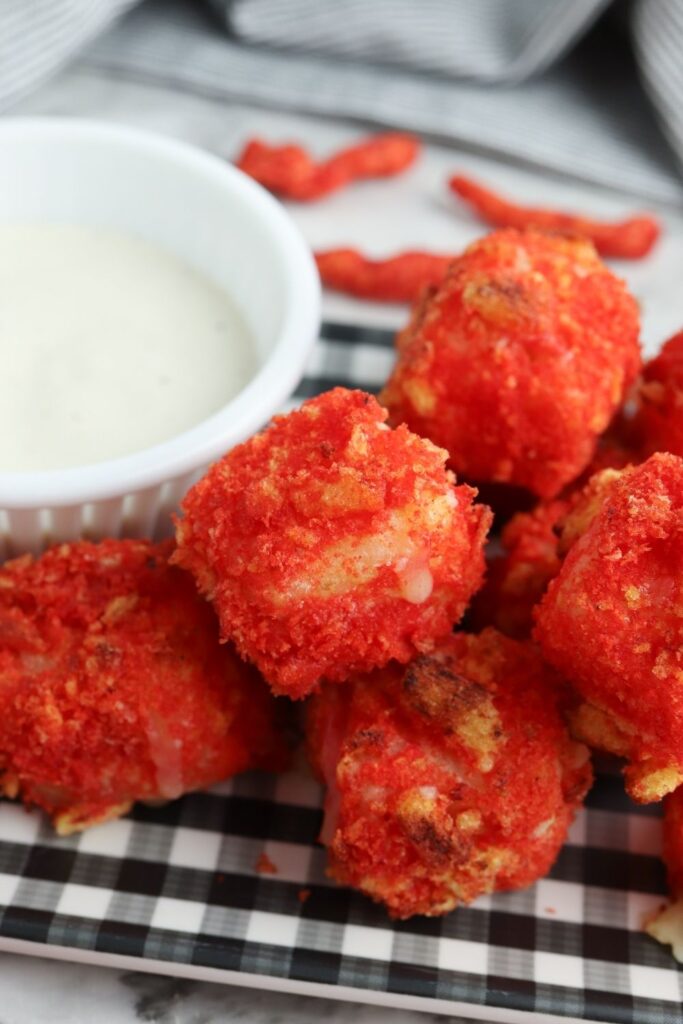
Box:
0, 224, 256, 472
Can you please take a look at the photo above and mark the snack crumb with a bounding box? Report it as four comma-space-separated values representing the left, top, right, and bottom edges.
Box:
298, 888, 311, 904
255, 852, 278, 875
544, 906, 557, 915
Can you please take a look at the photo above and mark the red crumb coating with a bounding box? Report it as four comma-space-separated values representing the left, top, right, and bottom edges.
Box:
471, 500, 569, 640
534, 454, 683, 802
380, 230, 641, 499
0, 539, 286, 833
632, 331, 683, 459
174, 389, 491, 700
472, 436, 637, 639
307, 628, 591, 919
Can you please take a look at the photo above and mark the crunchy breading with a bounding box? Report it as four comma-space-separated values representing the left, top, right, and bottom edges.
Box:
0, 539, 286, 833
175, 388, 491, 699
535, 453, 683, 802
307, 628, 591, 918
380, 229, 641, 498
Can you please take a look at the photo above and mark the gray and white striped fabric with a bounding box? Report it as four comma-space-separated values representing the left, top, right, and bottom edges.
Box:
81, 0, 683, 205
634, 0, 683, 178
222, 0, 611, 81
0, 0, 137, 111
1, 0, 683, 204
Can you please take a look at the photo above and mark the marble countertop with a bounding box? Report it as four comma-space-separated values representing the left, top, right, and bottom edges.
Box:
3, 49, 683, 1024
0, 950, 461, 1024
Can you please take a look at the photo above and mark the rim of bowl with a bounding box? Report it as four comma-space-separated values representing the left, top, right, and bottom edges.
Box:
0, 118, 321, 508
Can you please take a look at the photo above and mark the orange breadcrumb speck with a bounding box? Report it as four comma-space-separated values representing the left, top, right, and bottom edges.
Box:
535, 453, 683, 803
298, 888, 311, 904
255, 852, 278, 875
174, 388, 491, 700
306, 628, 591, 919
380, 229, 641, 499
0, 539, 286, 834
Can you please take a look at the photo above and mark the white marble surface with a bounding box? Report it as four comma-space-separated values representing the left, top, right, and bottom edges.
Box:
0, 950, 473, 1024
2, 55, 683, 1024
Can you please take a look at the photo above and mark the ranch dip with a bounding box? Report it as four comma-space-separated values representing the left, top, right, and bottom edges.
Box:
0, 224, 256, 472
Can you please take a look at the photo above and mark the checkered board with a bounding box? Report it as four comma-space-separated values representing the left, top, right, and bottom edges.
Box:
0, 320, 681, 1024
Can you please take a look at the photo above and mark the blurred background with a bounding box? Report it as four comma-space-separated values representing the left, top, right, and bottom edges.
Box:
6, 0, 683, 354
2, 0, 683, 202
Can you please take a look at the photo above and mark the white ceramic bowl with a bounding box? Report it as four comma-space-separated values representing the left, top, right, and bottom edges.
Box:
0, 118, 320, 557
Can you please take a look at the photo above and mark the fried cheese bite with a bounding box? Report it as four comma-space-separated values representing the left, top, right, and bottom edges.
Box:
472, 437, 637, 639
470, 499, 568, 640
175, 388, 491, 699
0, 540, 285, 833
535, 454, 683, 802
632, 330, 683, 459
646, 788, 683, 961
380, 230, 641, 499
307, 628, 591, 918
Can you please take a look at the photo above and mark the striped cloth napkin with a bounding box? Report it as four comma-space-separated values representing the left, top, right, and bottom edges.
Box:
1, 0, 682, 202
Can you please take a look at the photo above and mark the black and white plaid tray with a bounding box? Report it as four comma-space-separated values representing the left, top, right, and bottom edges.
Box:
0, 320, 681, 1024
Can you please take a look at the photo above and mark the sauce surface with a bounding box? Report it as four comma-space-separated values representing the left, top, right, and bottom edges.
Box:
0, 224, 256, 472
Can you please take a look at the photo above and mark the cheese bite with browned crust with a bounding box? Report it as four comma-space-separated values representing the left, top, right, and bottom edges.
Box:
535, 453, 683, 802
470, 499, 569, 640
380, 229, 641, 499
0, 539, 285, 833
175, 388, 491, 699
307, 628, 591, 918
472, 437, 637, 639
